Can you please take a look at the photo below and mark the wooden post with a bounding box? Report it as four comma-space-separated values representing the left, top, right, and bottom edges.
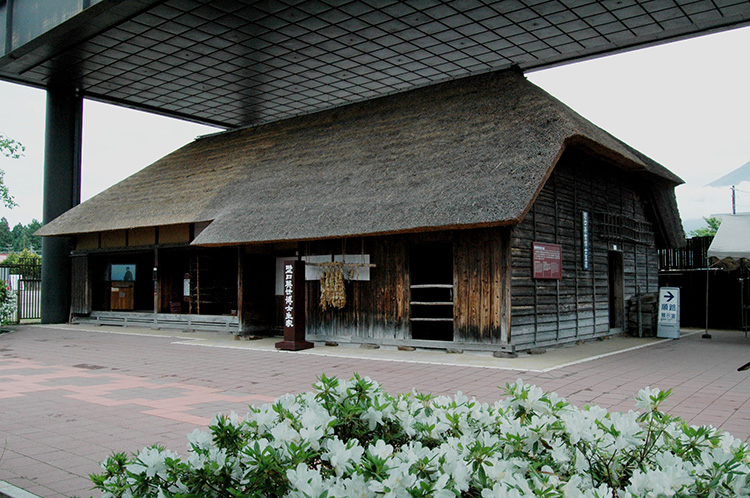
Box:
153, 248, 159, 316
703, 268, 712, 339
275, 260, 313, 351
500, 229, 511, 344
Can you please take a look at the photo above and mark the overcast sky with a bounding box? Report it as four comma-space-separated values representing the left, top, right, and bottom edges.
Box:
1, 25, 749, 232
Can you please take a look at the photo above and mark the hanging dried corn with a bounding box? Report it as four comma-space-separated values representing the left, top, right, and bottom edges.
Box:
320, 261, 346, 310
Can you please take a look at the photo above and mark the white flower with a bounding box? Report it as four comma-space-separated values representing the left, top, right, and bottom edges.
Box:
286, 462, 326, 498
363, 406, 384, 431
634, 387, 661, 412
126, 447, 176, 479
187, 429, 213, 451
368, 439, 393, 460
324, 437, 364, 477
607, 411, 643, 450
550, 439, 571, 465
328, 474, 370, 498
369, 461, 416, 497
249, 405, 279, 433
270, 419, 300, 446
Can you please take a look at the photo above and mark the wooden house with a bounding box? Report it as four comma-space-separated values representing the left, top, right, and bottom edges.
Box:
37, 69, 685, 352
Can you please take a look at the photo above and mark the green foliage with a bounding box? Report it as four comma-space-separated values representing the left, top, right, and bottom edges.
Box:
2, 248, 41, 280
2, 247, 41, 266
0, 134, 24, 209
690, 217, 722, 238
0, 218, 42, 253
0, 135, 24, 159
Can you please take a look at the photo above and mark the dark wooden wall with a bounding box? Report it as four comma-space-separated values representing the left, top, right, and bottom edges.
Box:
510, 149, 659, 349
302, 230, 509, 346
304, 236, 410, 341
70, 255, 91, 315
454, 227, 510, 344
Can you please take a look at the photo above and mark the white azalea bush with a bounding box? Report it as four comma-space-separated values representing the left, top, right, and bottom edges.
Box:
0, 280, 16, 324
91, 374, 750, 497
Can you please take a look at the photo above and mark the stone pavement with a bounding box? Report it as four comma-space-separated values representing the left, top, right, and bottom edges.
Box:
1, 324, 749, 497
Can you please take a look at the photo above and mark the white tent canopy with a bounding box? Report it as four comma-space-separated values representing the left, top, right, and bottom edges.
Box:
707, 214, 750, 269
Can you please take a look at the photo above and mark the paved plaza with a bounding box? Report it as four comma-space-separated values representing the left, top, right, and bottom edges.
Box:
1, 324, 749, 497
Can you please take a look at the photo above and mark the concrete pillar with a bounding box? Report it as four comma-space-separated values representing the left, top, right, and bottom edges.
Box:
41, 88, 82, 323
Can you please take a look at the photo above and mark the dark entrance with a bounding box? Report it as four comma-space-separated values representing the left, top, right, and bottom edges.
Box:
608, 251, 624, 330
410, 242, 454, 341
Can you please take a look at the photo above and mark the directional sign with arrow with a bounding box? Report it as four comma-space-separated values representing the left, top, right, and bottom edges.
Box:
657, 287, 680, 339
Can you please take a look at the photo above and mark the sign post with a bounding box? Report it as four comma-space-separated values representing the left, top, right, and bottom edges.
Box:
275, 260, 313, 351
657, 287, 680, 339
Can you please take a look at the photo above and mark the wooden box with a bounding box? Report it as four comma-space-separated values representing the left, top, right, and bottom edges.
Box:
110, 282, 135, 310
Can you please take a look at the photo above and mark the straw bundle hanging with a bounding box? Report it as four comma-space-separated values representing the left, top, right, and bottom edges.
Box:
320, 262, 346, 310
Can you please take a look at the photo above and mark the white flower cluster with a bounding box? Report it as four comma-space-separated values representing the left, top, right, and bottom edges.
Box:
0, 288, 17, 324
93, 374, 750, 498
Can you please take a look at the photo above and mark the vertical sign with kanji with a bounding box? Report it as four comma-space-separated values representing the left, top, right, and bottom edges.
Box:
275, 259, 314, 351
656, 287, 680, 339
581, 211, 590, 270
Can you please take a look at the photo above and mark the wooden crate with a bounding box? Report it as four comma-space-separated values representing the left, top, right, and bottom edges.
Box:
110, 282, 134, 310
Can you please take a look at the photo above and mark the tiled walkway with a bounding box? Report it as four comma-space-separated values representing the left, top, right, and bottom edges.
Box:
1, 325, 749, 497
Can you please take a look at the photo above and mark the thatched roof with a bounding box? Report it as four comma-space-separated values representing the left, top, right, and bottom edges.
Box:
37, 69, 684, 247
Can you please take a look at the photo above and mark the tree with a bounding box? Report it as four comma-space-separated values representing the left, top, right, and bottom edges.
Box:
25, 219, 42, 252
689, 216, 722, 237
3, 248, 41, 266
0, 219, 42, 253
2, 248, 41, 279
0, 134, 24, 209
0, 217, 11, 251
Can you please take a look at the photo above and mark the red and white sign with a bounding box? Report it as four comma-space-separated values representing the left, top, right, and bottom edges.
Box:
533, 242, 562, 280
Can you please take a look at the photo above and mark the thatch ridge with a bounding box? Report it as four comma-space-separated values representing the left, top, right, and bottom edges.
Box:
37, 69, 683, 247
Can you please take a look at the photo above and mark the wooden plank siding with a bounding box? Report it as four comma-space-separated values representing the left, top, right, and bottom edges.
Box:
510, 150, 658, 349
304, 236, 410, 341
303, 230, 510, 346
70, 255, 91, 315
453, 227, 509, 344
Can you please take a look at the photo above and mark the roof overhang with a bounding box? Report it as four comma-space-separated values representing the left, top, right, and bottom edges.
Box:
2, 0, 749, 129
36, 70, 685, 247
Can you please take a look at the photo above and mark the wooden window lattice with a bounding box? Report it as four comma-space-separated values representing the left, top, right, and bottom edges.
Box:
596, 213, 653, 245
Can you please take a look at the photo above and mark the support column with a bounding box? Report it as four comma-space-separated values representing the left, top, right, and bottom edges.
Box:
41, 88, 82, 324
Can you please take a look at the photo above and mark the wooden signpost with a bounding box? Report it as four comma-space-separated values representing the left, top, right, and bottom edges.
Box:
275, 259, 314, 351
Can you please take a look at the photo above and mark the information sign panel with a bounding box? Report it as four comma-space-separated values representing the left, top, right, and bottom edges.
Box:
533, 242, 562, 279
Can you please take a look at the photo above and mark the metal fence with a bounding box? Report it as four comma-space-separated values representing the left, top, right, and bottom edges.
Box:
0, 258, 42, 323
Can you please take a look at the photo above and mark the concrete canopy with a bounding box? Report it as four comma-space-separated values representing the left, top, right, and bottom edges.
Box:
1, 0, 749, 130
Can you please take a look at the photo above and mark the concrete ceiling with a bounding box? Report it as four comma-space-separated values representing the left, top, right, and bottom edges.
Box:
1, 0, 748, 129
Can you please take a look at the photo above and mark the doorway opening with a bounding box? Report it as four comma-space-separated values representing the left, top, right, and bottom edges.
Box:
409, 242, 454, 341
608, 250, 624, 330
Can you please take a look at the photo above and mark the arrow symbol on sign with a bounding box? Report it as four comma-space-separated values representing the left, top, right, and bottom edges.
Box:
664, 291, 674, 302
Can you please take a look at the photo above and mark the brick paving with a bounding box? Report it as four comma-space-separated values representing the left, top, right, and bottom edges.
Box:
1, 324, 749, 497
